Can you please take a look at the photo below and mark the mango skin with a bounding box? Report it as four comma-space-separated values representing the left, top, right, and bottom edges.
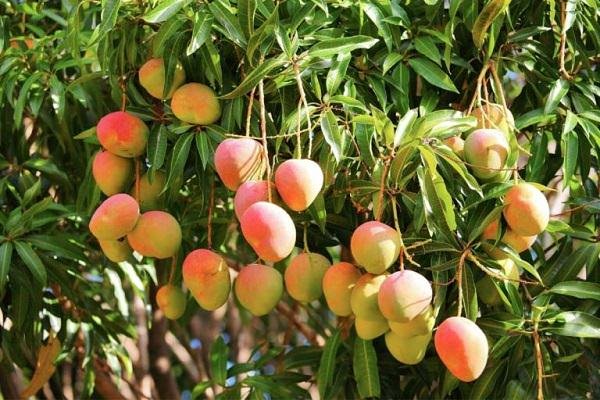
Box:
355, 315, 389, 340
443, 136, 465, 159
434, 317, 489, 382
284, 252, 330, 303
322, 262, 361, 316
503, 183, 550, 236
214, 138, 265, 191
127, 211, 182, 259
96, 111, 149, 158
92, 151, 133, 195
471, 103, 515, 136
350, 221, 401, 274
481, 219, 536, 259
240, 201, 296, 262
89, 194, 140, 240
464, 128, 510, 180
274, 159, 324, 211
350, 273, 387, 321
378, 270, 432, 322
234, 180, 273, 220
182, 249, 231, 311
388, 305, 435, 338
171, 83, 221, 125
98, 239, 131, 263
234, 264, 283, 316
477, 259, 520, 306
132, 171, 166, 211
385, 331, 432, 365
156, 284, 187, 320
138, 58, 186, 99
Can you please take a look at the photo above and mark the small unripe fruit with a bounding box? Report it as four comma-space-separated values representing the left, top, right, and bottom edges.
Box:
234, 264, 283, 316
96, 111, 149, 158
92, 151, 133, 195
139, 58, 186, 99
378, 270, 432, 322
350, 221, 400, 274
503, 183, 549, 236
385, 331, 431, 365
434, 317, 489, 382
274, 159, 324, 211
133, 172, 166, 211
127, 211, 182, 259
89, 194, 140, 240
234, 180, 274, 220
284, 252, 330, 303
477, 259, 520, 306
156, 285, 186, 319
355, 316, 389, 340
350, 274, 387, 321
471, 103, 515, 135
388, 305, 435, 338
322, 262, 361, 316
183, 249, 231, 311
98, 239, 131, 263
443, 136, 465, 158
240, 202, 296, 262
171, 83, 221, 125
214, 139, 265, 191
464, 129, 509, 180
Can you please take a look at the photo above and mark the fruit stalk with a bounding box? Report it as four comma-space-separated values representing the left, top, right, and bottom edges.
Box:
293, 60, 312, 158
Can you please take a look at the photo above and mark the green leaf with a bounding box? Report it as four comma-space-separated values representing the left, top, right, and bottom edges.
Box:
470, 359, 507, 399
544, 79, 569, 114
544, 311, 600, 338
14, 71, 44, 125
308, 193, 327, 233
143, 0, 191, 23
415, 36, 441, 65
148, 124, 168, 172
561, 130, 579, 184
308, 36, 379, 58
472, 0, 512, 49
317, 329, 342, 398
352, 338, 380, 399
407, 57, 458, 93
208, 1, 247, 48
548, 281, 600, 301
320, 110, 345, 162
163, 132, 194, 195
186, 11, 213, 56
238, 0, 256, 39
394, 109, 418, 147
14, 241, 47, 285
210, 336, 228, 386
363, 3, 393, 51
220, 56, 286, 99
326, 53, 351, 95
0, 242, 13, 293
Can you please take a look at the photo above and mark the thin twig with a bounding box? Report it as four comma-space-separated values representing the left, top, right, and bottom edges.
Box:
559, 1, 573, 80
245, 87, 256, 137
375, 158, 390, 221
258, 80, 272, 202
456, 249, 470, 317
533, 327, 545, 400
207, 177, 215, 249
293, 60, 313, 158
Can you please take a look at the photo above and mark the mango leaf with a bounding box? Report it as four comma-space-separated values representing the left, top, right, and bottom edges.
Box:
544, 311, 600, 338
14, 241, 47, 286
317, 329, 342, 398
544, 79, 569, 114
187, 11, 213, 55
320, 110, 345, 162
0, 242, 13, 293
163, 132, 194, 195
220, 56, 286, 99
143, 0, 191, 24
415, 35, 441, 65
353, 338, 380, 399
308, 36, 379, 58
408, 57, 458, 93
472, 0, 512, 49
548, 281, 600, 301
210, 336, 228, 386
561, 129, 579, 184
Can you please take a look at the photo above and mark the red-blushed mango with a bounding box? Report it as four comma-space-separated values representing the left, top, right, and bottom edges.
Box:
133, 171, 166, 211
322, 262, 361, 316
471, 103, 515, 135
378, 270, 432, 322
89, 194, 140, 240
171, 83, 221, 125
464, 128, 509, 180
502, 229, 536, 253
350, 273, 387, 321
350, 221, 400, 274
98, 238, 131, 263
443, 136, 465, 158
234, 180, 275, 220
385, 331, 431, 365
434, 316, 489, 382
240, 202, 296, 262
96, 111, 149, 158
182, 249, 231, 311
481, 219, 536, 258
284, 252, 330, 303
477, 259, 520, 306
156, 284, 186, 320
234, 264, 283, 316
214, 138, 265, 191
355, 315, 389, 340
388, 305, 435, 338
92, 151, 133, 195
127, 211, 182, 259
503, 183, 550, 236
274, 159, 324, 211
138, 58, 186, 100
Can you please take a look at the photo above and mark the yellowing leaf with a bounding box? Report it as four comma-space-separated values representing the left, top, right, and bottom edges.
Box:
20, 335, 61, 399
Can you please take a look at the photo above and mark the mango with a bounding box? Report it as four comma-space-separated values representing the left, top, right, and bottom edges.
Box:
132, 171, 166, 211
481, 219, 536, 258
234, 180, 274, 220
350, 221, 400, 274
96, 111, 149, 158
355, 315, 389, 340
274, 159, 324, 211
388, 305, 435, 338
284, 252, 330, 303
98, 238, 131, 263
434, 316, 489, 382
92, 151, 133, 195
240, 201, 296, 262
385, 331, 431, 365
127, 211, 182, 259
234, 264, 283, 316
477, 259, 520, 306
443, 136, 465, 158
171, 83, 221, 125
89, 194, 140, 240
182, 249, 231, 311
350, 273, 387, 321
138, 58, 186, 99
378, 270, 432, 322
322, 262, 361, 316
214, 138, 265, 191
471, 103, 514, 135
503, 183, 550, 236
464, 128, 509, 180
156, 284, 187, 319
